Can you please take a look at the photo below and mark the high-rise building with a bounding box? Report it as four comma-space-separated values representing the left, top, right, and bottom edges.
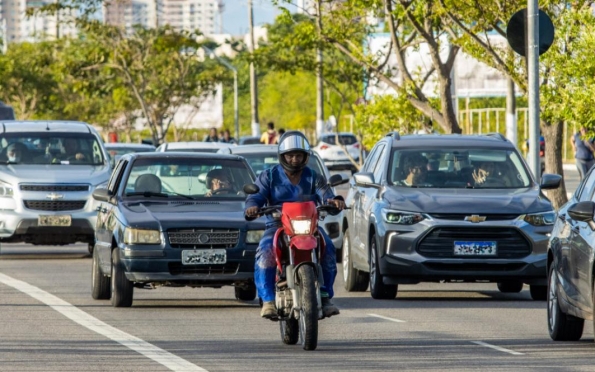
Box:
0, 0, 77, 44
103, 0, 220, 35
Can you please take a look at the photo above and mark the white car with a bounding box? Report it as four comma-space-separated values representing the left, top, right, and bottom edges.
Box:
312, 132, 363, 173
218, 144, 346, 257
156, 141, 236, 153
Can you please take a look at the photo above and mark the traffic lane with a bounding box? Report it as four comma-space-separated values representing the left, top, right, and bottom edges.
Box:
2, 245, 595, 371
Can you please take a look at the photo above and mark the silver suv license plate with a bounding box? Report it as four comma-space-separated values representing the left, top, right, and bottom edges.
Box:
38, 215, 72, 227
182, 249, 227, 265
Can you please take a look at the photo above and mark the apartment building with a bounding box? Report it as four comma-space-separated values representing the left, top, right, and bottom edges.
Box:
103, 0, 220, 35
0, 0, 76, 44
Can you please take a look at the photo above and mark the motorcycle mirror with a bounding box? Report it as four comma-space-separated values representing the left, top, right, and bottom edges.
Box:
243, 183, 260, 194
328, 174, 349, 187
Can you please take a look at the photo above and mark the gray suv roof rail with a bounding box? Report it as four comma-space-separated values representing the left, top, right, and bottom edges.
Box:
485, 133, 509, 142
385, 131, 401, 140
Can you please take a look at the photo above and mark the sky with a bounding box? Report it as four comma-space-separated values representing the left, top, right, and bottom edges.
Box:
221, 0, 292, 35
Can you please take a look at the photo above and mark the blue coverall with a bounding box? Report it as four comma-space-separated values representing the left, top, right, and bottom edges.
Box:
245, 165, 339, 302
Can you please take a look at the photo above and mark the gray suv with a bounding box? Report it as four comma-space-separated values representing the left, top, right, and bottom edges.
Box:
0, 121, 111, 251
343, 132, 561, 300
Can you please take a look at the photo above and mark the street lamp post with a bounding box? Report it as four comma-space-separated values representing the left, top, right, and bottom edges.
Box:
204, 47, 239, 141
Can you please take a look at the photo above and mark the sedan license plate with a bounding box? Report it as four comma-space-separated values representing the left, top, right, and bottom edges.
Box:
454, 241, 497, 256
38, 215, 72, 227
182, 249, 227, 265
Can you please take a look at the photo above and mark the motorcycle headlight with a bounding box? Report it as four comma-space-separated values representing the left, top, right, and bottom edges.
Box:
521, 211, 556, 226
0, 180, 14, 197
123, 227, 162, 245
246, 230, 264, 243
291, 219, 312, 234
382, 209, 426, 225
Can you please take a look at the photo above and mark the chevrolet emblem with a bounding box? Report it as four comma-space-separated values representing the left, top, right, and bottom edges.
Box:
465, 215, 486, 223
46, 193, 64, 201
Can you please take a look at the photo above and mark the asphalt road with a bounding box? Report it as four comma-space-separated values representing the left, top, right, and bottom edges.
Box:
0, 167, 588, 372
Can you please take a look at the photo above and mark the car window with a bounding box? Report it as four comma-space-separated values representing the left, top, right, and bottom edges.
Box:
579, 168, 595, 202
388, 148, 531, 189
106, 147, 155, 157
123, 158, 254, 199
372, 145, 387, 183
108, 160, 128, 194
362, 144, 383, 174
0, 133, 105, 165
320, 134, 357, 146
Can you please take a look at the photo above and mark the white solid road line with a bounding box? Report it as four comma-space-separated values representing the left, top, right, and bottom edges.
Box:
471, 341, 524, 355
368, 313, 406, 323
0, 273, 208, 372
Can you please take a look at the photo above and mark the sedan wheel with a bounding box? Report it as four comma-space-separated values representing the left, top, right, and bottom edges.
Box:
111, 249, 134, 308
91, 247, 110, 300
342, 228, 369, 292
547, 265, 583, 341
369, 234, 397, 300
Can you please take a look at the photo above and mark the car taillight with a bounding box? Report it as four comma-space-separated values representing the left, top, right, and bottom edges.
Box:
320, 145, 329, 150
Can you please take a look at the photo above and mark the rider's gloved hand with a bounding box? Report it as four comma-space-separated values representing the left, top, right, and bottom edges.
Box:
245, 206, 260, 217
326, 198, 345, 210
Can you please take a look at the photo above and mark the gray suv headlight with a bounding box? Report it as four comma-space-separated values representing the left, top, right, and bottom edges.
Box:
0, 180, 14, 197
382, 209, 427, 225
520, 211, 556, 226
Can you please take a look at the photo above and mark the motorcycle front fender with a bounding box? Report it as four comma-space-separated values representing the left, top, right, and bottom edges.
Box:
290, 235, 317, 250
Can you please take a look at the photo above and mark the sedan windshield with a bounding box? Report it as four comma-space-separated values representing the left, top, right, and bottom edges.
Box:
388, 148, 532, 189
123, 158, 254, 199
0, 133, 105, 165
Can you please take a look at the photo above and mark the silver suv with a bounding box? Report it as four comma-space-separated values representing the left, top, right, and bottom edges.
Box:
0, 121, 111, 251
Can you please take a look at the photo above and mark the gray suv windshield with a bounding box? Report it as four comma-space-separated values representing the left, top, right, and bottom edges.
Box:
388, 148, 531, 188
0, 133, 105, 165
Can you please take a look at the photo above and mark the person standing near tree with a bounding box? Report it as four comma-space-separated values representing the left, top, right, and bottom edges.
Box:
260, 122, 278, 144
571, 126, 595, 180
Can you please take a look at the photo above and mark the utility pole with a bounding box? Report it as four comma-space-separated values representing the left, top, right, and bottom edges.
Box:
315, 0, 324, 138
527, 0, 540, 181
506, 77, 518, 149
248, 0, 260, 136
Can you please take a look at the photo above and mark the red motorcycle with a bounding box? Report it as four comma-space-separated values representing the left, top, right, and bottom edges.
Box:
244, 175, 345, 351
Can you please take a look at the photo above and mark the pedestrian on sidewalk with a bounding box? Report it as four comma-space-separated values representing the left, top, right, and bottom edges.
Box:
570, 126, 595, 180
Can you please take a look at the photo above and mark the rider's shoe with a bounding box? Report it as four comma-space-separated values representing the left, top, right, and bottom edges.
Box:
321, 297, 340, 317
260, 301, 277, 318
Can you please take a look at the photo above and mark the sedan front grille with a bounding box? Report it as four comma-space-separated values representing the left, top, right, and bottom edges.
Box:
167, 229, 240, 248
20, 184, 89, 192
24, 200, 87, 211
417, 227, 531, 259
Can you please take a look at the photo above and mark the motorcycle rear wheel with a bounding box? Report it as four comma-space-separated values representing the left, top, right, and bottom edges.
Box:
280, 318, 299, 345
297, 265, 318, 351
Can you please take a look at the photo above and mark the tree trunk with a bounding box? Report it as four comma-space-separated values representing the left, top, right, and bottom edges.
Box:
437, 73, 461, 134
542, 121, 567, 210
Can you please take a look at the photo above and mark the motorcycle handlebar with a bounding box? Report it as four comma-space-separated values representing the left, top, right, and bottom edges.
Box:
251, 203, 348, 217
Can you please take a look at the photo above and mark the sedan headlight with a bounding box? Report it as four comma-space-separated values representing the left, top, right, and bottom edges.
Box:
382, 209, 426, 225
291, 219, 312, 235
0, 180, 14, 197
246, 230, 265, 243
521, 211, 556, 226
123, 227, 162, 245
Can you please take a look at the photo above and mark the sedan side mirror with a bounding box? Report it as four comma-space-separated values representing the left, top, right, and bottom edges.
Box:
92, 187, 111, 202
328, 174, 349, 187
353, 172, 378, 188
568, 201, 595, 230
243, 184, 260, 194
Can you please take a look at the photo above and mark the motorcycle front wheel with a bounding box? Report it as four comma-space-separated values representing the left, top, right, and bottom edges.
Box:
297, 264, 319, 351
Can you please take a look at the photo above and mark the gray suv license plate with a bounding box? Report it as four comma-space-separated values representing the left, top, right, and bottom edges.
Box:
182, 249, 227, 265
454, 241, 497, 256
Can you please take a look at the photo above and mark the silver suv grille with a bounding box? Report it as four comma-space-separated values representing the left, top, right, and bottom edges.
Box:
24, 200, 87, 211
20, 184, 90, 192
167, 229, 240, 248
417, 227, 531, 259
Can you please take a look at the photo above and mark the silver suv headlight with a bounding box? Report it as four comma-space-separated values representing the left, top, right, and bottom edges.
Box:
520, 211, 556, 226
382, 209, 427, 225
0, 180, 14, 197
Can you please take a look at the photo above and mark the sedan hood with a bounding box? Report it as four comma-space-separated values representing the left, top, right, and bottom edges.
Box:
0, 164, 110, 185
383, 186, 552, 214
121, 200, 263, 230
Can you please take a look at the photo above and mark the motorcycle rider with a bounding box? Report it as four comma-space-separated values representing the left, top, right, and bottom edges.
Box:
245, 130, 345, 319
